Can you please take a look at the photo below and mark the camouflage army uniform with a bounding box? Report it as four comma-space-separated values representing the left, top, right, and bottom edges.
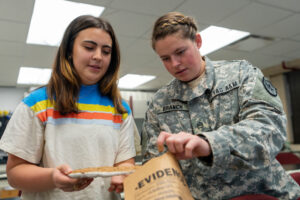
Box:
142, 57, 300, 200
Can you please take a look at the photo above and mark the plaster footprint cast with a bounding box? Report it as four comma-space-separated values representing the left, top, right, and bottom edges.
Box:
69, 166, 141, 178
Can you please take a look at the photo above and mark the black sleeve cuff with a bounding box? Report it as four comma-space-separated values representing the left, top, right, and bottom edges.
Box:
197, 134, 213, 166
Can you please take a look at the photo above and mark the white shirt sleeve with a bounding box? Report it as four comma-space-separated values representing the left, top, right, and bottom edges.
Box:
0, 102, 45, 164
114, 114, 136, 164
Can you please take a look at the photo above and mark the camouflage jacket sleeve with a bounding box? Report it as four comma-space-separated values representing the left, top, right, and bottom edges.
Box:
141, 99, 162, 163
198, 61, 287, 175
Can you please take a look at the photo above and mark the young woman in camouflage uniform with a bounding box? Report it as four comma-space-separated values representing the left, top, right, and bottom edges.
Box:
142, 11, 300, 200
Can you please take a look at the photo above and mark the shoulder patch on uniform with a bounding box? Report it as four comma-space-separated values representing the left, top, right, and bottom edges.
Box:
252, 76, 283, 112
262, 77, 277, 97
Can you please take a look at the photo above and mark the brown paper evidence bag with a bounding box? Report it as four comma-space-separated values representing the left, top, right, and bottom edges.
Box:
124, 152, 194, 200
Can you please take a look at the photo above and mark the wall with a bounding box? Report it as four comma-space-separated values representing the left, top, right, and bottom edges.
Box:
270, 74, 294, 143
0, 87, 28, 112
262, 58, 300, 144
120, 91, 155, 119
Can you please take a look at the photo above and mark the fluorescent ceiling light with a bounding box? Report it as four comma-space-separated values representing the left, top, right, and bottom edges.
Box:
17, 67, 52, 85
118, 74, 156, 89
27, 0, 105, 46
200, 26, 250, 55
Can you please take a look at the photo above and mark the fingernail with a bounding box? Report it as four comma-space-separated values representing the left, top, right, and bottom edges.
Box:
158, 145, 164, 152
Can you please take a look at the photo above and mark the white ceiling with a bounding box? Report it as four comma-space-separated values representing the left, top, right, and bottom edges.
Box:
0, 0, 300, 91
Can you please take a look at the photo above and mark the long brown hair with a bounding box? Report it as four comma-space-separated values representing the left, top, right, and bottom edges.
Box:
151, 12, 198, 50
47, 15, 126, 115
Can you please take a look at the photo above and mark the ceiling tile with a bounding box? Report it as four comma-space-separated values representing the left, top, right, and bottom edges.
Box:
0, 20, 28, 42
125, 38, 154, 56
104, 10, 157, 37
109, 0, 185, 16
256, 39, 300, 57
292, 33, 300, 42
177, 0, 251, 25
22, 45, 58, 68
130, 62, 163, 76
0, 41, 25, 57
209, 49, 251, 63
120, 38, 157, 69
70, 0, 112, 7
0, 0, 34, 23
101, 7, 119, 18
0, 56, 22, 86
208, 48, 285, 68
245, 54, 291, 69
256, 14, 300, 38
217, 2, 292, 33
122, 52, 154, 71
117, 35, 137, 51
143, 57, 164, 70
256, 0, 300, 12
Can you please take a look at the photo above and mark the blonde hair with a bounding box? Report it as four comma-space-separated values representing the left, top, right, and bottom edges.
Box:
151, 12, 198, 49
